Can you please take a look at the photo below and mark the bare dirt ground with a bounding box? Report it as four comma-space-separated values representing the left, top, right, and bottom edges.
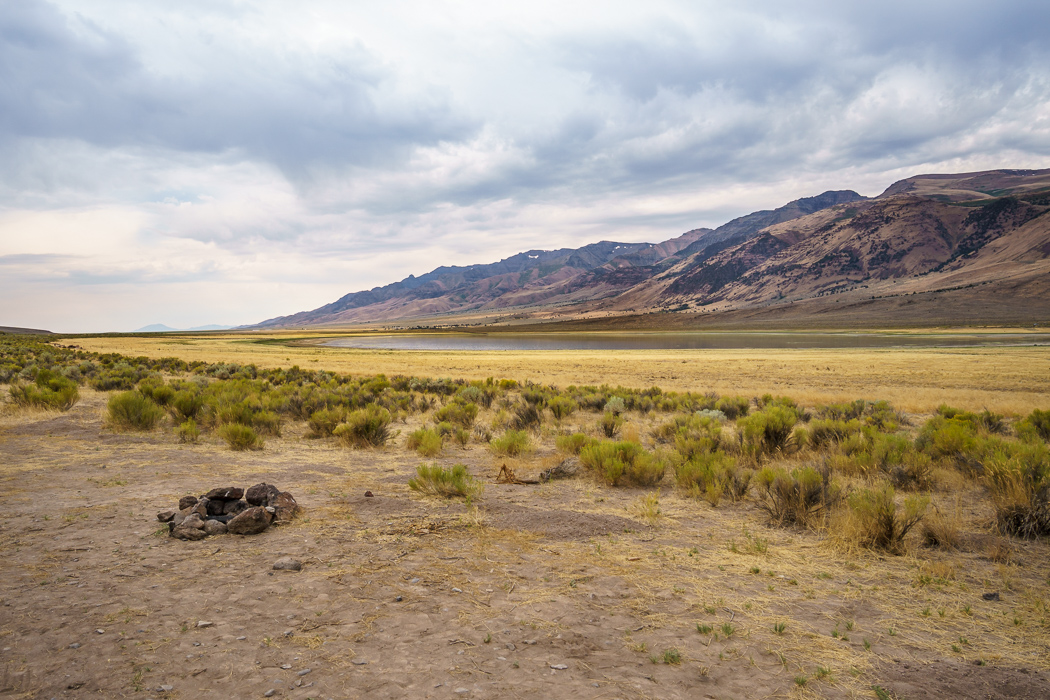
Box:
2, 390, 1049, 699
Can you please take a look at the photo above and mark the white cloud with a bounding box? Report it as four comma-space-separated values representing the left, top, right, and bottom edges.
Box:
1, 0, 1049, 331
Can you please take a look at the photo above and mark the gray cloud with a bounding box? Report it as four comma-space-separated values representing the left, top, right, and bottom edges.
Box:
0, 1, 475, 177
1, 0, 1049, 331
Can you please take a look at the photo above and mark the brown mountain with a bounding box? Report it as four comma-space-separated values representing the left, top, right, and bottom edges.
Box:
251, 169, 1050, 329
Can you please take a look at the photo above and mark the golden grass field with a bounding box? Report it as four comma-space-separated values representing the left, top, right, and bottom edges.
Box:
74, 332, 1050, 415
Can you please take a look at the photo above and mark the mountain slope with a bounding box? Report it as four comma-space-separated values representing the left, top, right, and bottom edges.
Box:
252, 190, 861, 328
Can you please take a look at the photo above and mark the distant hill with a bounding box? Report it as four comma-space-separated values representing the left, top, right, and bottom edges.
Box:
248, 168, 1050, 329
0, 325, 53, 335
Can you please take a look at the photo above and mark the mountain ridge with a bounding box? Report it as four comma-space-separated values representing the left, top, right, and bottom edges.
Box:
249, 168, 1050, 329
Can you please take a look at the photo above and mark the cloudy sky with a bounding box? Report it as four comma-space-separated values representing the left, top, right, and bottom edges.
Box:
2, 0, 1049, 332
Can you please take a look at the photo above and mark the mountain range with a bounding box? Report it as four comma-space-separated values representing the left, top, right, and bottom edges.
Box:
252, 168, 1050, 329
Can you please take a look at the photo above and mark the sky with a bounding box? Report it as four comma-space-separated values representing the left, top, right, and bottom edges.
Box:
2, 1, 1049, 332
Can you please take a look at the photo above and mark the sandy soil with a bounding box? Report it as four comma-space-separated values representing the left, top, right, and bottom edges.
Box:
2, 390, 1049, 699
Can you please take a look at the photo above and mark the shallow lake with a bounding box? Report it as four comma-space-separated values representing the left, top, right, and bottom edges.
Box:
319, 331, 1050, 352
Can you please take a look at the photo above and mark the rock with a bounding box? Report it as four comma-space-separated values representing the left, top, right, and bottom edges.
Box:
205, 486, 244, 501
540, 457, 579, 482
264, 690, 275, 698
223, 499, 248, 516
203, 520, 228, 536
159, 684, 173, 692
172, 508, 192, 527
171, 524, 208, 541
270, 492, 299, 523
352, 660, 368, 665
69, 642, 80, 649
982, 591, 1000, 601
246, 483, 280, 506
156, 510, 176, 522
178, 496, 199, 510
95, 629, 104, 634
273, 557, 302, 572
196, 621, 214, 628
297, 668, 312, 676
205, 499, 226, 516
550, 664, 568, 670
280, 664, 292, 669
364, 491, 374, 497
227, 507, 273, 535
182, 513, 206, 530
191, 498, 210, 517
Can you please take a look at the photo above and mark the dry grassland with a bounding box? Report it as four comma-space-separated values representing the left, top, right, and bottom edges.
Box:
74, 333, 1050, 414
2, 382, 1049, 699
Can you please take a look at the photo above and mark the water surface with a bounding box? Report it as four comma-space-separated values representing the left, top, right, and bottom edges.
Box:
319, 331, 1050, 352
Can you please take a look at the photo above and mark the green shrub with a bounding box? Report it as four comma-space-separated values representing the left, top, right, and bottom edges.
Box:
170, 389, 204, 421
408, 463, 482, 499
512, 402, 542, 430
1017, 409, 1050, 443
407, 427, 442, 456
840, 484, 928, 554
9, 369, 80, 410
308, 407, 345, 437
604, 396, 627, 415
548, 396, 578, 420
916, 416, 978, 461
984, 443, 1050, 538
599, 411, 623, 438
176, 418, 200, 444
737, 405, 799, 456
334, 404, 392, 447
756, 464, 840, 528
715, 396, 750, 419
556, 432, 592, 455
674, 451, 750, 505
218, 423, 263, 451
808, 419, 863, 448
818, 400, 867, 421
435, 400, 479, 428
107, 390, 165, 430
252, 410, 283, 437
490, 429, 532, 456
580, 440, 666, 487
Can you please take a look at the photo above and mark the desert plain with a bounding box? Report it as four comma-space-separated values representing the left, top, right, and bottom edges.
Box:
1, 331, 1049, 699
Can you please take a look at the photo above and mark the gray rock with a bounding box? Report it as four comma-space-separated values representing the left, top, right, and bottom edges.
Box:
69, 643, 80, 649
191, 498, 210, 518
273, 557, 302, 572
540, 456, 579, 482
352, 660, 368, 665
280, 664, 292, 669
178, 496, 198, 510
170, 523, 208, 541
550, 664, 568, 670
246, 483, 280, 506
196, 621, 213, 628
205, 498, 226, 516
223, 499, 248, 516
227, 507, 272, 535
159, 684, 173, 692
270, 491, 299, 522
297, 668, 311, 676
156, 510, 176, 522
264, 691, 275, 698
182, 513, 205, 529
205, 486, 244, 501
203, 520, 227, 536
